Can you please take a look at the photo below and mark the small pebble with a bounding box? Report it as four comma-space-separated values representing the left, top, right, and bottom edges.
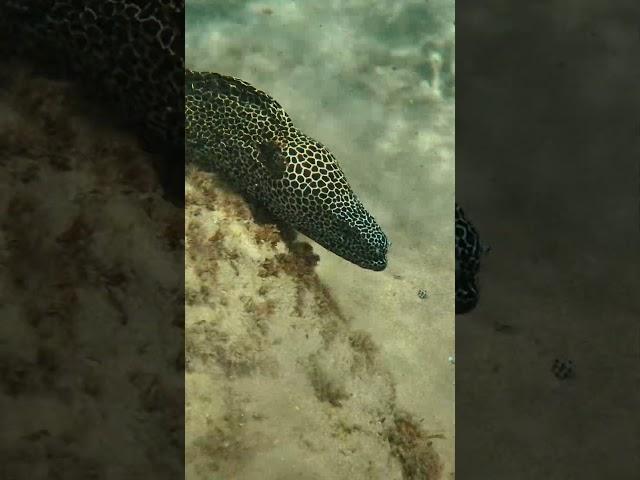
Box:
551, 358, 575, 380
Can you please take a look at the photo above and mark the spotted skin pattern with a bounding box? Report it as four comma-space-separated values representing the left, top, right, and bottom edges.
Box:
0, 0, 185, 198
455, 203, 482, 314
186, 70, 390, 271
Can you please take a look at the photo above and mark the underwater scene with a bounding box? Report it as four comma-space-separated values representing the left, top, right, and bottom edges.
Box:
185, 1, 455, 479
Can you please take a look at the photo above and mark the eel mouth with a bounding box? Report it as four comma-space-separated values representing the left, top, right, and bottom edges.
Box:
298, 221, 389, 271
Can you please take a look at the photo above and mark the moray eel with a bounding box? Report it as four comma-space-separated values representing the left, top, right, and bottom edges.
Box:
1, 1, 389, 270
0, 0, 185, 202
455, 203, 483, 314
186, 70, 390, 271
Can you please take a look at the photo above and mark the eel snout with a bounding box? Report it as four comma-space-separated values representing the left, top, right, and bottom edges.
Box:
256, 133, 390, 271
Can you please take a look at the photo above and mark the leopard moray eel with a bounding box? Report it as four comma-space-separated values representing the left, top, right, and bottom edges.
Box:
0, 0, 185, 203
186, 70, 390, 271
0, 1, 481, 294
455, 203, 483, 314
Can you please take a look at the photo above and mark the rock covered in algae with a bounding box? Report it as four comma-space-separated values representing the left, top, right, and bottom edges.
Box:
0, 66, 184, 478
185, 170, 443, 480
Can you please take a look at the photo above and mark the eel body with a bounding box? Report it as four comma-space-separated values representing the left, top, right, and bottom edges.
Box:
455, 203, 483, 314
186, 70, 390, 271
0, 0, 185, 201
